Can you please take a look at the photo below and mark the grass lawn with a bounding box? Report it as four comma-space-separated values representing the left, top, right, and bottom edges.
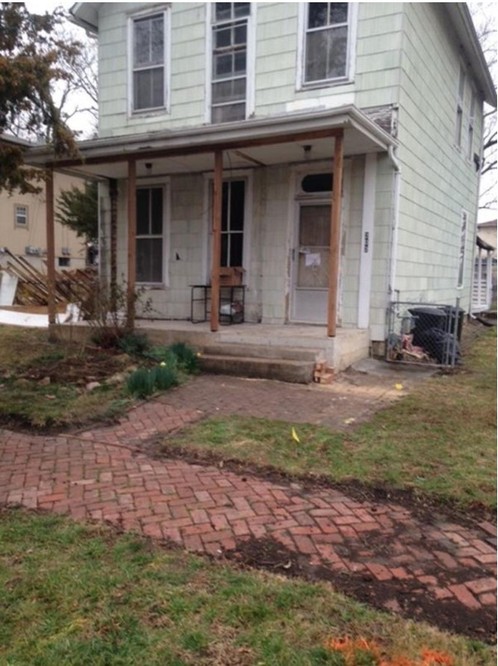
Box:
167, 328, 497, 512
0, 508, 494, 666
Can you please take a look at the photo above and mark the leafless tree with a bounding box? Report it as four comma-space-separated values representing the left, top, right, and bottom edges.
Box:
469, 2, 497, 213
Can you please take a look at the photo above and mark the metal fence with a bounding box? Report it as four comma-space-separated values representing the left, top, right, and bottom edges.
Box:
386, 299, 463, 367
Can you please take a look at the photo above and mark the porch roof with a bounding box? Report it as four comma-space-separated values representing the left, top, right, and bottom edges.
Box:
22, 105, 396, 180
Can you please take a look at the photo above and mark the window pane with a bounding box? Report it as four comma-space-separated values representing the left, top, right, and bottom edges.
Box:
229, 180, 245, 231
221, 182, 229, 232
151, 188, 163, 234
234, 50, 246, 73
329, 3, 348, 24
213, 77, 246, 103
299, 205, 330, 246
214, 53, 233, 79
134, 19, 151, 66
134, 68, 164, 109
326, 27, 347, 78
215, 26, 231, 48
215, 3, 232, 22
302, 173, 333, 193
308, 3, 328, 28
229, 232, 243, 266
137, 238, 162, 283
136, 189, 150, 235
150, 16, 164, 65
305, 27, 347, 81
151, 67, 164, 107
221, 233, 229, 266
234, 22, 247, 44
212, 102, 246, 123
234, 3, 250, 18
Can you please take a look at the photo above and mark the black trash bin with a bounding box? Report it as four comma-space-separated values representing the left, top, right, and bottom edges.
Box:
443, 305, 465, 342
408, 307, 447, 346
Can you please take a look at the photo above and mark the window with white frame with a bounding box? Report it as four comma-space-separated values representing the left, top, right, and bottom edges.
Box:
136, 187, 164, 283
455, 65, 465, 148
220, 180, 245, 266
457, 210, 468, 288
303, 3, 351, 85
211, 3, 251, 124
467, 90, 476, 161
14, 204, 28, 227
131, 10, 167, 112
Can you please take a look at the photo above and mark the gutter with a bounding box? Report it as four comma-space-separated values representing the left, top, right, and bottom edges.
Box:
387, 146, 402, 299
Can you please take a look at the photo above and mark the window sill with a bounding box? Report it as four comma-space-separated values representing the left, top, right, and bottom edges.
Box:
137, 283, 168, 290
129, 106, 169, 119
297, 78, 353, 93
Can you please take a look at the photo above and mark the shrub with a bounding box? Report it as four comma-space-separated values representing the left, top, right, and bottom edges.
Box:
168, 342, 199, 374
126, 361, 179, 398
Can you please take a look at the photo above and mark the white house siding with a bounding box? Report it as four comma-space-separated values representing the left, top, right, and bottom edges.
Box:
369, 154, 396, 341
98, 3, 409, 136
394, 3, 482, 311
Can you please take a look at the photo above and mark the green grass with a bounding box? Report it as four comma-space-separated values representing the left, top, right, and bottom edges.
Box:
168, 329, 497, 511
0, 509, 494, 665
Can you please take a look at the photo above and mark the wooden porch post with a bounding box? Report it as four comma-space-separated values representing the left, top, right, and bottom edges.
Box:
127, 159, 137, 331
109, 178, 118, 312
45, 167, 57, 337
210, 150, 223, 332
327, 131, 344, 337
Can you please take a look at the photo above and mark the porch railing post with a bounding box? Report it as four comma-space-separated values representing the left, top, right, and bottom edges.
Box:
45, 167, 57, 338
210, 150, 223, 332
127, 158, 137, 331
327, 130, 344, 337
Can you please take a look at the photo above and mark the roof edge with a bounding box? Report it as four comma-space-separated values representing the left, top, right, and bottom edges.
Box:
444, 3, 496, 107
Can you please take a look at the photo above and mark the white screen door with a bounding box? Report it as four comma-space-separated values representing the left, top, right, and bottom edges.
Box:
291, 203, 330, 323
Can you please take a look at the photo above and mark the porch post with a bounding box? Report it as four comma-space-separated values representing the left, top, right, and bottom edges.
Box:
45, 167, 57, 336
127, 158, 137, 330
327, 130, 344, 337
210, 150, 223, 332
109, 178, 118, 312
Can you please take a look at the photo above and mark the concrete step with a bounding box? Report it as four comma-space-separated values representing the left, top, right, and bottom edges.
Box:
198, 354, 315, 384
200, 342, 318, 362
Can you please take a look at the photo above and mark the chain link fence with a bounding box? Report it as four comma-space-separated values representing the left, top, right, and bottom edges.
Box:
386, 299, 464, 367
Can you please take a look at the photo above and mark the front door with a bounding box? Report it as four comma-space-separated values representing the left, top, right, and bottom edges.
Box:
291, 203, 330, 323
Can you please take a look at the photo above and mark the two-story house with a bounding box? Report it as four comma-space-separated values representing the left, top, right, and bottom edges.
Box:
25, 2, 495, 372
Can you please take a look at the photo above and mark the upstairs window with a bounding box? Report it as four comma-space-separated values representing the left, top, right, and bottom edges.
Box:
303, 3, 351, 85
211, 3, 251, 124
467, 90, 476, 161
131, 11, 167, 112
455, 65, 465, 148
14, 204, 28, 227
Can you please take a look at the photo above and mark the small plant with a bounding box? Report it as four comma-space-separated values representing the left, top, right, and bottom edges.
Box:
126, 367, 155, 399
126, 361, 179, 398
168, 342, 199, 374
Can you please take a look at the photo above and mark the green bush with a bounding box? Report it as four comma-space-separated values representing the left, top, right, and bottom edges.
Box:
126, 367, 155, 399
150, 364, 179, 391
168, 342, 199, 374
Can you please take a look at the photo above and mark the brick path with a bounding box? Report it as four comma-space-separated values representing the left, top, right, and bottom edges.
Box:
0, 375, 496, 638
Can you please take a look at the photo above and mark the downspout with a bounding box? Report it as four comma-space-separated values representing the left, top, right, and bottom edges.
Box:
387, 145, 401, 300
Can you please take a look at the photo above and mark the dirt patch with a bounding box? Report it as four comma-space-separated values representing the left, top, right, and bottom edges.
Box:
223, 536, 496, 644
16, 346, 129, 385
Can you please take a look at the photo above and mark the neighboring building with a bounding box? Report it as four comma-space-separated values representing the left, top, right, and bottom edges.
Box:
24, 2, 496, 369
473, 220, 497, 312
0, 156, 87, 272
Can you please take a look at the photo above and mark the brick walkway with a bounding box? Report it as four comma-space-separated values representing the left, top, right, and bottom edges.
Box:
0, 376, 496, 638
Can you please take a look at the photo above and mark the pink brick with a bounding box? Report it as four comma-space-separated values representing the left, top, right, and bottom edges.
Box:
466, 577, 497, 595
449, 584, 480, 609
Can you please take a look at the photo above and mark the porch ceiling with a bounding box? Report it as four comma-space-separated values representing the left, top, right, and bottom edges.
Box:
23, 104, 396, 180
